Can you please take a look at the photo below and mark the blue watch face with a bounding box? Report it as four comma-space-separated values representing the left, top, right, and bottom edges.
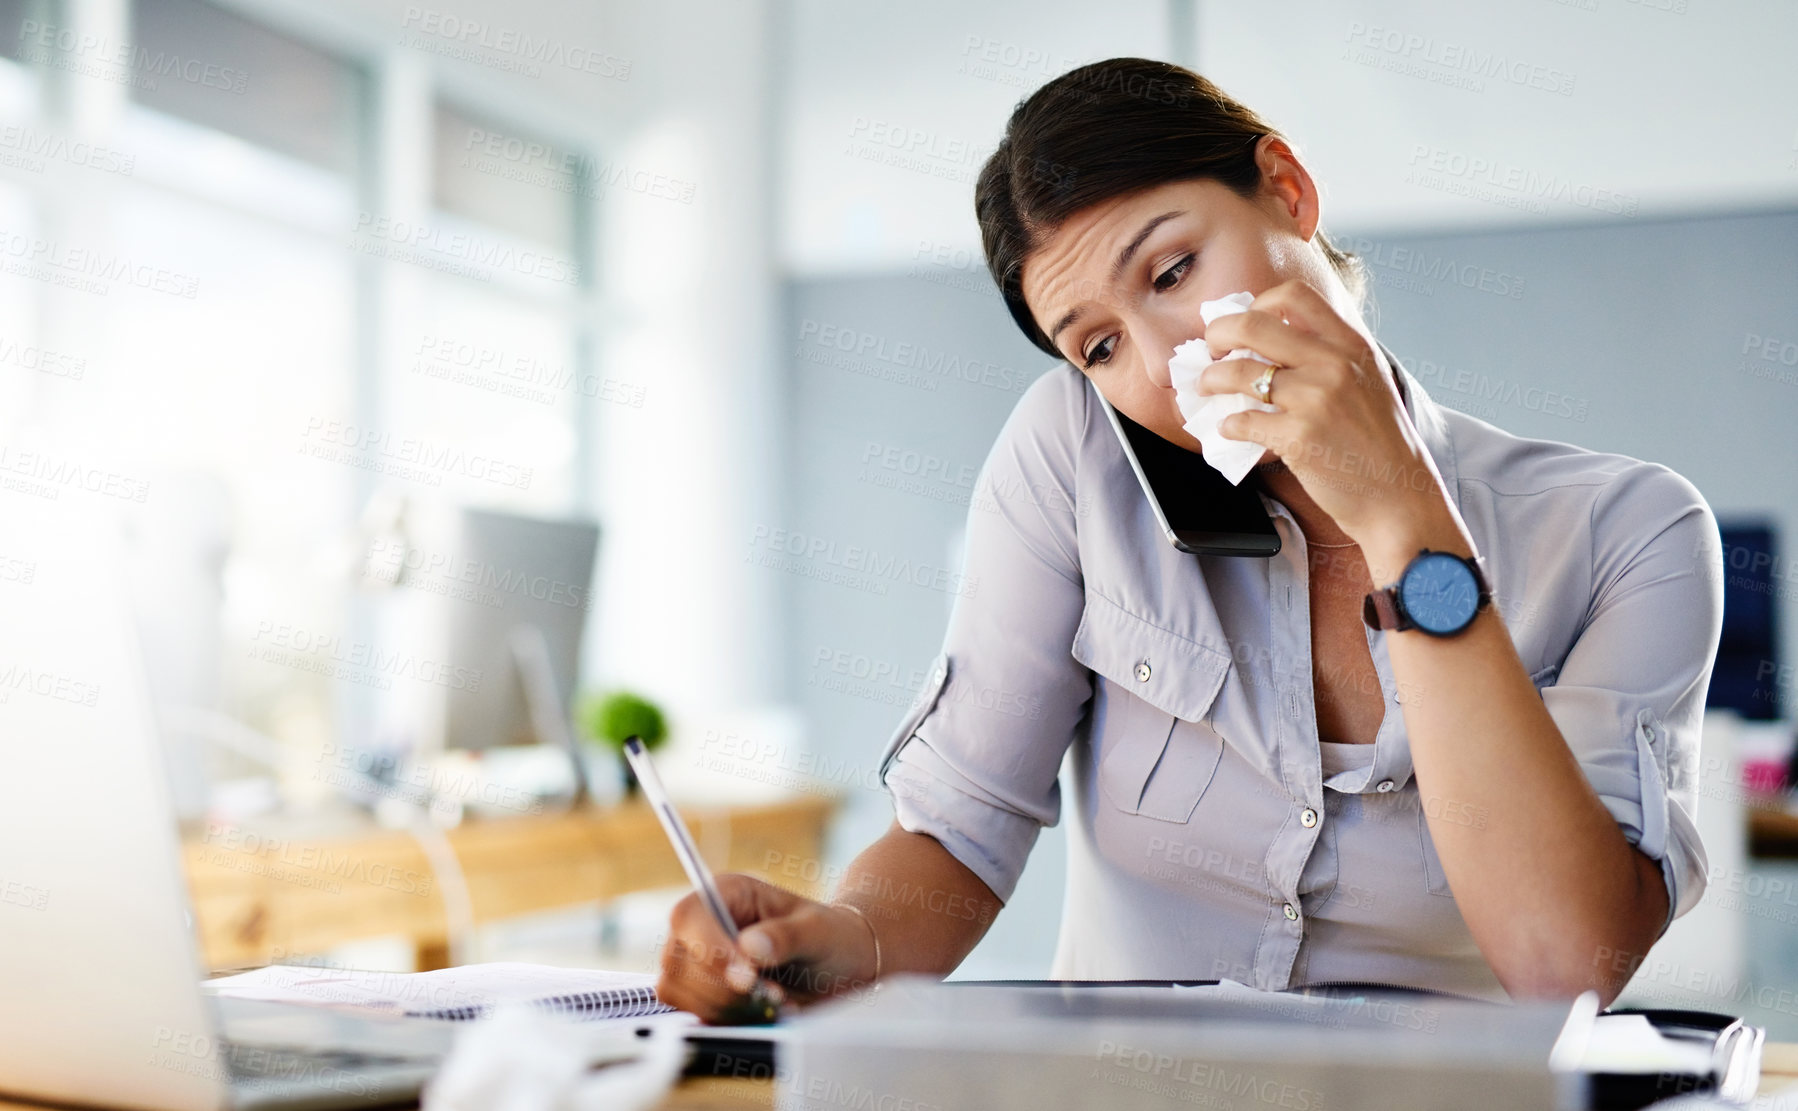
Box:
1398, 552, 1479, 635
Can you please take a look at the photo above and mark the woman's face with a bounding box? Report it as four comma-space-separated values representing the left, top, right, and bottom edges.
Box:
1018, 141, 1351, 455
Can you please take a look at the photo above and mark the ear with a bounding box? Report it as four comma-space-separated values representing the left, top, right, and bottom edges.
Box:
1254, 135, 1322, 243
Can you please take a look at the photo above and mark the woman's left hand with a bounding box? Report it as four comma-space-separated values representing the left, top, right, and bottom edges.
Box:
1195, 278, 1449, 548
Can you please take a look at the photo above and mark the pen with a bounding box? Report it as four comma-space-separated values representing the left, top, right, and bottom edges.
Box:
621, 735, 782, 1024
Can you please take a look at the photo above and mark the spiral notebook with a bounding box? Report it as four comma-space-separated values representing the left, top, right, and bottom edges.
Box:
205, 961, 677, 1022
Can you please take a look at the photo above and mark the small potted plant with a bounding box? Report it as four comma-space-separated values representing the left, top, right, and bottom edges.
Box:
578, 689, 668, 797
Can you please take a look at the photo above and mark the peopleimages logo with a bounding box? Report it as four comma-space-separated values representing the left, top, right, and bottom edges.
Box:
1338, 236, 1526, 300
298, 417, 534, 491
1406, 145, 1638, 217
350, 213, 581, 286
457, 131, 694, 205
0, 876, 49, 911
1092, 1041, 1324, 1110
17, 20, 248, 94
0, 661, 100, 707
1343, 23, 1577, 95
0, 124, 135, 176
0, 228, 200, 299
249, 620, 482, 693
365, 537, 590, 612
0, 335, 86, 379
411, 336, 648, 409
399, 6, 631, 81
0, 555, 36, 586
0, 444, 149, 502
797, 319, 1031, 394
745, 525, 977, 598
1408, 356, 1589, 423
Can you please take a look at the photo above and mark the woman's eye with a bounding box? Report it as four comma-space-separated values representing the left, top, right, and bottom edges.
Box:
1082, 335, 1118, 368
1153, 253, 1194, 292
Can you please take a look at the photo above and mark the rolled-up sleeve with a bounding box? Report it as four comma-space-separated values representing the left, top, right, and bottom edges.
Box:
1538, 465, 1724, 936
878, 369, 1095, 903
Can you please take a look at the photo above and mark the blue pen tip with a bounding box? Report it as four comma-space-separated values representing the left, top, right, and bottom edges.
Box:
624, 735, 642, 754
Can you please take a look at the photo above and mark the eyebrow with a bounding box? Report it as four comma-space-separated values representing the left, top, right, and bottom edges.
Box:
1046, 209, 1186, 348
1110, 210, 1184, 283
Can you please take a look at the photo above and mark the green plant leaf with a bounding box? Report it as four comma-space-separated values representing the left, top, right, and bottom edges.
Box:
577, 689, 668, 752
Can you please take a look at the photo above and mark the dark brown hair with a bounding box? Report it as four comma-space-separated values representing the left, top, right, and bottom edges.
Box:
975, 57, 1366, 358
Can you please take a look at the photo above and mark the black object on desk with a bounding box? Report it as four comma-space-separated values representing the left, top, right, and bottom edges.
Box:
1295, 985, 1767, 1108
683, 1028, 781, 1080
1586, 1008, 1766, 1110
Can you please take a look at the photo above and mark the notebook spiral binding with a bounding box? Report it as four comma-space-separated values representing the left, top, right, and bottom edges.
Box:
539, 986, 674, 1019
420, 986, 676, 1022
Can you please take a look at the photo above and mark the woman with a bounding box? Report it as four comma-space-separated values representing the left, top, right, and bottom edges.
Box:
656, 58, 1720, 1017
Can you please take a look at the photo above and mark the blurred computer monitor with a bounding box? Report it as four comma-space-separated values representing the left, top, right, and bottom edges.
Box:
1708, 519, 1782, 721
376, 505, 599, 761
448, 507, 597, 751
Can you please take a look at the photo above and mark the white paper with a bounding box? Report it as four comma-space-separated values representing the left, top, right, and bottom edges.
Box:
205, 961, 672, 1021
1166, 290, 1281, 485
1576, 1013, 1716, 1075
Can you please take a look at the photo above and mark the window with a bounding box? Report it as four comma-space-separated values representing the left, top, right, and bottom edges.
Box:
1, 0, 599, 803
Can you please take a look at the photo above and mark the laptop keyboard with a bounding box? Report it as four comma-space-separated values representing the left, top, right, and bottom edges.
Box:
219, 1039, 431, 1105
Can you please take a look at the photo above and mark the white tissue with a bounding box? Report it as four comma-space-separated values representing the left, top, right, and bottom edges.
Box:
1166, 290, 1281, 486
422, 1004, 690, 1111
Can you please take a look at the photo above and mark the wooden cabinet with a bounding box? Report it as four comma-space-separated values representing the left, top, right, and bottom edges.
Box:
182, 797, 836, 970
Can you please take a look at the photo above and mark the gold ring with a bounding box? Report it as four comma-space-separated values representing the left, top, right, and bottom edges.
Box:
1251, 363, 1279, 403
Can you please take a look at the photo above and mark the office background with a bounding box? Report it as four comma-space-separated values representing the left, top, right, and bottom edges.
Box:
3, 0, 1795, 1032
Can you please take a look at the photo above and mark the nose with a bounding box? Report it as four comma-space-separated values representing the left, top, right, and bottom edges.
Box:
1137, 317, 1196, 393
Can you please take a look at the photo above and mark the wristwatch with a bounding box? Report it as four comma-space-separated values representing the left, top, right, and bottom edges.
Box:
1363, 548, 1492, 636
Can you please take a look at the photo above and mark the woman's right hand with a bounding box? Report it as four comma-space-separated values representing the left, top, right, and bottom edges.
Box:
654, 873, 879, 1022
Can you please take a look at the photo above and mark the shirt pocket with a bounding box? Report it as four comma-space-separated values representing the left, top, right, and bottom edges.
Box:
1071, 592, 1233, 824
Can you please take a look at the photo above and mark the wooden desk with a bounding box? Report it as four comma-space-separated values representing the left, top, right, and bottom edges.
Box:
182, 796, 836, 970
1749, 801, 1798, 857
657, 1076, 773, 1109
1764, 1041, 1798, 1093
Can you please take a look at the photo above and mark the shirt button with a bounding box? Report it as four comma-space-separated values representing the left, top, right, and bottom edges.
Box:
1134, 662, 1151, 683
1299, 808, 1319, 829
1376, 779, 1396, 793
1283, 902, 1299, 921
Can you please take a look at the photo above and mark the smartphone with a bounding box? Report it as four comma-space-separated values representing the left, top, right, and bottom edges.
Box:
1091, 380, 1282, 558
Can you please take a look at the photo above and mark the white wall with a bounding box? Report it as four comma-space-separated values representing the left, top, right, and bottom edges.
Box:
779, 0, 1798, 274
232, 0, 789, 727
1193, 0, 1798, 233
779, 0, 1171, 274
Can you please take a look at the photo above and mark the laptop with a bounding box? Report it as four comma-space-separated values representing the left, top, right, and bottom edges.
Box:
0, 496, 448, 1110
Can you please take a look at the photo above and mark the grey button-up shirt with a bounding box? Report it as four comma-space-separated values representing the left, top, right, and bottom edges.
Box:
878, 348, 1721, 1001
